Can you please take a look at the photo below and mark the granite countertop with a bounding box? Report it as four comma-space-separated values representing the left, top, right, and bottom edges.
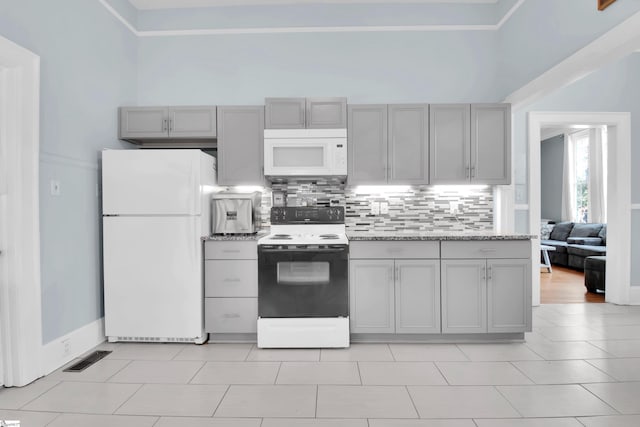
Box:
203, 229, 269, 241
346, 230, 536, 241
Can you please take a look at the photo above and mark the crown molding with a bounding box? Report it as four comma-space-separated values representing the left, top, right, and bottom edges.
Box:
100, 0, 524, 36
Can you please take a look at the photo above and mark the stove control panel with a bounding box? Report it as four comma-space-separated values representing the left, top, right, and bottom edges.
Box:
270, 206, 345, 224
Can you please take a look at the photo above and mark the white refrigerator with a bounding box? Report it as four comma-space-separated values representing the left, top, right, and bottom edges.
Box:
102, 149, 216, 343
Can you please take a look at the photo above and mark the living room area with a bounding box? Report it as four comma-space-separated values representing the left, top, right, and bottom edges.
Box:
540, 126, 608, 304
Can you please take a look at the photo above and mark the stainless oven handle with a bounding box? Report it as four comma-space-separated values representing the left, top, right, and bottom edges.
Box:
259, 247, 347, 253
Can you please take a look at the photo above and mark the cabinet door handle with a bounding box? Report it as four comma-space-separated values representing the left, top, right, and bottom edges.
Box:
479, 248, 497, 253
396, 266, 401, 283
223, 278, 241, 283
488, 266, 492, 280
465, 165, 470, 178
388, 268, 393, 284
481, 265, 486, 281
162, 118, 168, 132
223, 249, 241, 253
471, 165, 476, 178
168, 118, 173, 132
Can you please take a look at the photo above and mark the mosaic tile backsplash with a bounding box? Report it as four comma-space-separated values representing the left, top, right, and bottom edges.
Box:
252, 181, 494, 232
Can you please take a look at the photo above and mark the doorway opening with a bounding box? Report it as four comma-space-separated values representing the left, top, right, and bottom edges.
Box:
539, 126, 608, 304
528, 112, 631, 307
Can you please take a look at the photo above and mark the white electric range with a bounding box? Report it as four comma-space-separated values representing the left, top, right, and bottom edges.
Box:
257, 206, 349, 348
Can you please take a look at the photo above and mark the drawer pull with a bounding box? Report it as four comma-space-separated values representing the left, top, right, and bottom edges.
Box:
223, 278, 241, 282
479, 248, 497, 252
222, 313, 241, 319
223, 250, 241, 253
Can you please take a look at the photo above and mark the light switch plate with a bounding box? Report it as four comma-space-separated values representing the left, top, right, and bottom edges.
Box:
380, 201, 389, 214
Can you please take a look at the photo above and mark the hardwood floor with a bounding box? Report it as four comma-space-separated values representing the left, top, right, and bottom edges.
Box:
540, 265, 605, 304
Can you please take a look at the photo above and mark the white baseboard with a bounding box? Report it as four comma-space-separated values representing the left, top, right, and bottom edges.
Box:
629, 287, 640, 305
42, 317, 106, 376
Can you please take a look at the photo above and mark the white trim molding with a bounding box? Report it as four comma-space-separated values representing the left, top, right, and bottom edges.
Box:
100, 0, 524, 36
505, 9, 640, 109
42, 318, 106, 376
631, 204, 640, 210
528, 112, 632, 306
0, 35, 43, 387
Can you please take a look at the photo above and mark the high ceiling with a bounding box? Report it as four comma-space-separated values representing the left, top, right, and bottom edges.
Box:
128, 0, 498, 10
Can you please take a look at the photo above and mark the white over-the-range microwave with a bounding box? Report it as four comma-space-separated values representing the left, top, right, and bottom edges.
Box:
263, 129, 347, 180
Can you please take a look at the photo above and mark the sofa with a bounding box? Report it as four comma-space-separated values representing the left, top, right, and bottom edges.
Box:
541, 222, 607, 270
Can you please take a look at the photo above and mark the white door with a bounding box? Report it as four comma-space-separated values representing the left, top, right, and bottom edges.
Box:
102, 149, 202, 216
103, 216, 203, 340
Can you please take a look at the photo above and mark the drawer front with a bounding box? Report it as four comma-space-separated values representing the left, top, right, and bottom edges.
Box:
205, 260, 258, 297
441, 240, 530, 259
205, 241, 257, 260
350, 241, 439, 259
205, 298, 257, 333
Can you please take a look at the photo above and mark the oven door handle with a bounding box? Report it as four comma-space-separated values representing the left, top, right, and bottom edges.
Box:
259, 247, 347, 253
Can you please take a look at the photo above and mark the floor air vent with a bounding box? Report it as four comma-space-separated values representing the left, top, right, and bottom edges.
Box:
63, 350, 112, 372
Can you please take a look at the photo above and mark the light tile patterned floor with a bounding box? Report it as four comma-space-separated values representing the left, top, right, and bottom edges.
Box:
3, 303, 640, 426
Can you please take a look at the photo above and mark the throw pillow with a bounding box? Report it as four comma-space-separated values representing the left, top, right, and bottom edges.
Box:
540, 223, 555, 240
549, 221, 574, 241
598, 224, 607, 245
569, 223, 603, 237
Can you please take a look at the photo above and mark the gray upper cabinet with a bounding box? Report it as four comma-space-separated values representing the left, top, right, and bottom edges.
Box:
264, 98, 306, 129
388, 104, 429, 184
306, 98, 347, 128
217, 106, 265, 186
347, 105, 388, 185
430, 104, 471, 184
472, 104, 511, 184
265, 97, 346, 129
430, 103, 510, 185
119, 106, 216, 143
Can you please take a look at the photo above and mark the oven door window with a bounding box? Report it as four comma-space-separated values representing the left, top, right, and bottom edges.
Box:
258, 246, 348, 318
277, 261, 330, 285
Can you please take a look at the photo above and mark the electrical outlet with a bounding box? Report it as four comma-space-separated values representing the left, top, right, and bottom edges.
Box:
370, 201, 380, 215
380, 201, 389, 214
449, 201, 459, 215
50, 180, 61, 196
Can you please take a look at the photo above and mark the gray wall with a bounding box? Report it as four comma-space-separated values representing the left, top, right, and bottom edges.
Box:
137, 31, 501, 105
0, 0, 137, 343
540, 135, 564, 222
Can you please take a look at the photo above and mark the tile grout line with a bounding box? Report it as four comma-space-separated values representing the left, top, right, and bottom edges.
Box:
578, 382, 623, 415
388, 344, 397, 362
274, 361, 283, 385
508, 360, 537, 385
150, 415, 162, 427
432, 361, 451, 385
16, 380, 64, 410
210, 384, 231, 418
403, 384, 421, 419
455, 344, 472, 361
103, 359, 134, 383
41, 411, 63, 427
356, 361, 363, 386
492, 384, 525, 418
581, 359, 620, 383
185, 360, 207, 384
314, 384, 319, 418
110, 383, 145, 415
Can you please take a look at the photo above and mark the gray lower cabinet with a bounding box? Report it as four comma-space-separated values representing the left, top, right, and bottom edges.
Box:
119, 106, 216, 141
265, 97, 347, 129
216, 106, 264, 186
441, 240, 531, 334
441, 259, 487, 333
430, 103, 511, 185
349, 260, 395, 333
349, 241, 440, 334
204, 241, 258, 335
